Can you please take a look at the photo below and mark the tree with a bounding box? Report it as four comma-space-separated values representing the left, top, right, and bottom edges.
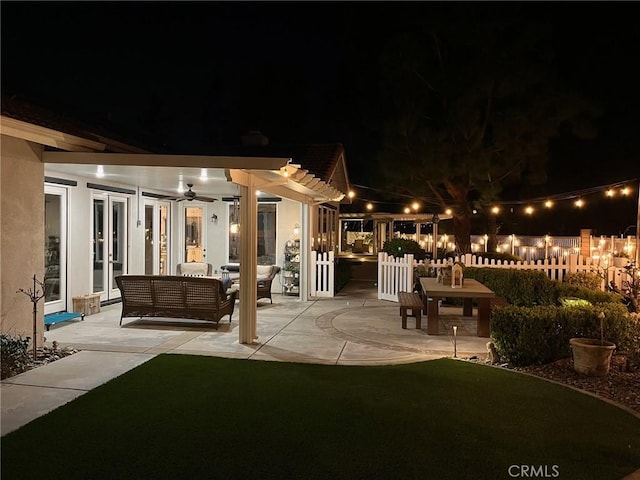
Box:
371, 7, 599, 253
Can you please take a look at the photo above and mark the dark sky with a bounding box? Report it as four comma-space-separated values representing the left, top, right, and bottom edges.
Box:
3, 1, 640, 235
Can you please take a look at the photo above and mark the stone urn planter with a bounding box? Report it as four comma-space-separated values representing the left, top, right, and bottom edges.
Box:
569, 338, 616, 376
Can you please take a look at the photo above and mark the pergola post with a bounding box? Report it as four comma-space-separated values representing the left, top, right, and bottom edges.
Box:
238, 177, 258, 344
300, 202, 311, 301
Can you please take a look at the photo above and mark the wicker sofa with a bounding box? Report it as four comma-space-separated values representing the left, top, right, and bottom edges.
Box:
115, 275, 237, 328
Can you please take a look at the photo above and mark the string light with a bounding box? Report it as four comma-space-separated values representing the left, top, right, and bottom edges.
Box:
346, 178, 638, 216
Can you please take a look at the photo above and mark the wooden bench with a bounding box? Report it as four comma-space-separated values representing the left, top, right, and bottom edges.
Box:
398, 291, 423, 329
115, 275, 237, 328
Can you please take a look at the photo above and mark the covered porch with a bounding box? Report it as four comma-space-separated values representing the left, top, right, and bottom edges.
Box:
1, 103, 350, 348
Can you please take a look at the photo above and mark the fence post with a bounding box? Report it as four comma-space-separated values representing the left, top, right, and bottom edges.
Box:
310, 250, 318, 296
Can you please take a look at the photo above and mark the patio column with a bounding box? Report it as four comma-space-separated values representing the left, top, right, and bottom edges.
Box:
300, 201, 311, 301
238, 177, 258, 344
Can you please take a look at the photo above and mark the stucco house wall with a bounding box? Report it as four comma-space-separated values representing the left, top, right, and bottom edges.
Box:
1, 135, 45, 341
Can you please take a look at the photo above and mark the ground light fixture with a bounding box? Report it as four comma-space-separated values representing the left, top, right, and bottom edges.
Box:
453, 325, 458, 358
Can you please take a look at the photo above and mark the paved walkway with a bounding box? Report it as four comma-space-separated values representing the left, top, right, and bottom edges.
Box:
1, 280, 490, 436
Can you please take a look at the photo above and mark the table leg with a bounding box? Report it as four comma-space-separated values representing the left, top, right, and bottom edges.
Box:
477, 298, 491, 337
427, 296, 440, 335
463, 298, 473, 317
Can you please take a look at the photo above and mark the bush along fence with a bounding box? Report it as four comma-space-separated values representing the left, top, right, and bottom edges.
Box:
377, 252, 632, 302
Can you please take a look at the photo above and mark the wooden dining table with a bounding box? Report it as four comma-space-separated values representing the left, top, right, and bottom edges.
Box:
419, 277, 496, 337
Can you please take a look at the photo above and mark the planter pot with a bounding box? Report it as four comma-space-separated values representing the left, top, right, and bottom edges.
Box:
569, 338, 616, 376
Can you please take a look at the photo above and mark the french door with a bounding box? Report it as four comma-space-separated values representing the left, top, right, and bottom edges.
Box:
92, 194, 128, 301
44, 185, 68, 314
144, 199, 171, 275
182, 204, 207, 263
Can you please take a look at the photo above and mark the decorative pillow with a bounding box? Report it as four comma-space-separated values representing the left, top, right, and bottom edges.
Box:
256, 265, 273, 280
180, 263, 208, 276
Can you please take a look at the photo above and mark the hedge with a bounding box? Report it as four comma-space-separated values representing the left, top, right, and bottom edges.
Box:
491, 302, 632, 366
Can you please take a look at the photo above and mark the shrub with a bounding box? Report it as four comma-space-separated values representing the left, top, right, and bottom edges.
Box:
563, 271, 602, 290
1, 334, 33, 380
491, 302, 631, 366
555, 282, 624, 306
414, 264, 434, 278
382, 238, 428, 261
491, 306, 570, 366
464, 267, 556, 306
620, 313, 640, 367
560, 297, 592, 307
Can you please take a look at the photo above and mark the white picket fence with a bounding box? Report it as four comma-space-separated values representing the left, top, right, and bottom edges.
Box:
377, 252, 629, 302
378, 253, 417, 301
310, 251, 335, 297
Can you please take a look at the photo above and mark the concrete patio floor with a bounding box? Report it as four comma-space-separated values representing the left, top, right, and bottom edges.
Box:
1, 280, 490, 436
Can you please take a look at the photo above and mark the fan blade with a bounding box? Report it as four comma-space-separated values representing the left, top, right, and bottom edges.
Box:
194, 196, 217, 203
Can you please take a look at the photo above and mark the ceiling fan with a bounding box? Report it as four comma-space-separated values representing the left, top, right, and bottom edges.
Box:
168, 183, 217, 203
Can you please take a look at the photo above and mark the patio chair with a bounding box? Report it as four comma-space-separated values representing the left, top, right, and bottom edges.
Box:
257, 265, 281, 303
352, 239, 365, 253
231, 265, 281, 304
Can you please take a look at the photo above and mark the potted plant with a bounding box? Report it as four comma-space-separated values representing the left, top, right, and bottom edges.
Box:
569, 311, 616, 376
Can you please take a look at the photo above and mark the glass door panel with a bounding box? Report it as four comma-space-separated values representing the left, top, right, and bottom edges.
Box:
144, 200, 171, 275
184, 206, 205, 263
44, 186, 67, 314
92, 197, 106, 294
159, 203, 169, 275
109, 198, 127, 298
144, 204, 154, 274
92, 194, 127, 300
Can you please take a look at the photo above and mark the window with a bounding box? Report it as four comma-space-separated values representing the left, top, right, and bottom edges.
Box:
229, 202, 277, 264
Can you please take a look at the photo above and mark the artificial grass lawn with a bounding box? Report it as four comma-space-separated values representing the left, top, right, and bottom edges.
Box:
2, 356, 639, 480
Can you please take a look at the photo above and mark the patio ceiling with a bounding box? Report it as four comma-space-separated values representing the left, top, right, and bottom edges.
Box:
45, 163, 240, 198
3, 111, 348, 204
43, 152, 346, 203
